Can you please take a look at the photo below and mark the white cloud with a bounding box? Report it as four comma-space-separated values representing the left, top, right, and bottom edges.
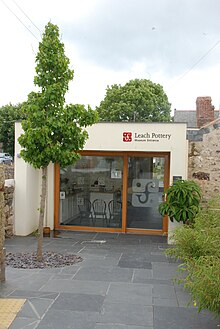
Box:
0, 0, 220, 113
166, 65, 220, 112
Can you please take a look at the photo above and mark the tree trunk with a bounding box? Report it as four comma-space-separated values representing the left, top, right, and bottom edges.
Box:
0, 165, 5, 281
37, 166, 47, 261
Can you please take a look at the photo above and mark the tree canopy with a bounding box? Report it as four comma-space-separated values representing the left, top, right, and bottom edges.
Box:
19, 22, 98, 169
0, 103, 25, 156
96, 79, 171, 122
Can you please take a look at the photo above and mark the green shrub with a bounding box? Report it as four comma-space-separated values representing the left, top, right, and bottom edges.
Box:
166, 195, 220, 316
184, 256, 220, 316
159, 180, 202, 224
195, 195, 220, 230
166, 225, 220, 261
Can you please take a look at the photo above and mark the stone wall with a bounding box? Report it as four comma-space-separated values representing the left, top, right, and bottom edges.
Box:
0, 165, 5, 281
4, 183, 14, 237
4, 165, 14, 180
188, 119, 220, 199
0, 165, 14, 237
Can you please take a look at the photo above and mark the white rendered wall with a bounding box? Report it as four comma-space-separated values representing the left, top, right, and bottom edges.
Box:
47, 162, 54, 229
15, 122, 40, 235
15, 123, 55, 235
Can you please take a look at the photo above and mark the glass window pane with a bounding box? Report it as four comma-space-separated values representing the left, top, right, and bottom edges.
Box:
59, 155, 123, 228
127, 156, 164, 229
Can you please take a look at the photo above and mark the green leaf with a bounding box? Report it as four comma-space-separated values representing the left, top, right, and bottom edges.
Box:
158, 180, 202, 224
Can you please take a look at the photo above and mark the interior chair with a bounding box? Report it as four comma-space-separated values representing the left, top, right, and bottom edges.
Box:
108, 200, 122, 227
78, 198, 94, 225
92, 199, 107, 226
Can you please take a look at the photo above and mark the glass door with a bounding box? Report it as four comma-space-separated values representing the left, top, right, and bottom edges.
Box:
55, 152, 169, 234
127, 156, 165, 230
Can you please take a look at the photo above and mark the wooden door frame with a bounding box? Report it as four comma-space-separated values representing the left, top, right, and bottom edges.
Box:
54, 151, 170, 235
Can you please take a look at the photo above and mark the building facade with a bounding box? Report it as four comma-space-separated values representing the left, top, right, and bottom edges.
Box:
14, 122, 188, 238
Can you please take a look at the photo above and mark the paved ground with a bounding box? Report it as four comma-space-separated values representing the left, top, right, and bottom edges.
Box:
0, 232, 219, 329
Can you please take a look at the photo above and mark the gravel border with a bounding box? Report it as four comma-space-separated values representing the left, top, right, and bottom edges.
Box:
6, 251, 83, 269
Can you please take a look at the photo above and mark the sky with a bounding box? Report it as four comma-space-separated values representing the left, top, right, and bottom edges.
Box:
1, 0, 220, 114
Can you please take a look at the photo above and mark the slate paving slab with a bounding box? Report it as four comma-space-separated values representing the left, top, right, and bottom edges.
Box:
51, 292, 105, 312
106, 282, 152, 305
17, 298, 54, 319
59, 264, 81, 275
154, 306, 220, 329
1, 233, 219, 329
9, 317, 40, 329
132, 268, 174, 285
0, 283, 17, 297
36, 309, 99, 329
152, 261, 179, 280
5, 273, 52, 291
80, 256, 121, 267
132, 268, 153, 281
9, 290, 59, 299
95, 233, 120, 240
73, 265, 133, 282
39, 278, 110, 295
77, 248, 109, 257
153, 283, 176, 298
95, 324, 152, 329
118, 259, 152, 269
54, 231, 97, 241
5, 268, 40, 280
118, 253, 154, 269
153, 297, 178, 307
122, 252, 168, 263
99, 302, 153, 327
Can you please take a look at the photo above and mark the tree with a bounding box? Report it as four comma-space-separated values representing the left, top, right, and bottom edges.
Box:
97, 79, 171, 122
18, 22, 98, 261
0, 103, 25, 156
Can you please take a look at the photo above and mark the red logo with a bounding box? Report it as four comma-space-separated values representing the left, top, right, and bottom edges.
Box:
123, 132, 132, 142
